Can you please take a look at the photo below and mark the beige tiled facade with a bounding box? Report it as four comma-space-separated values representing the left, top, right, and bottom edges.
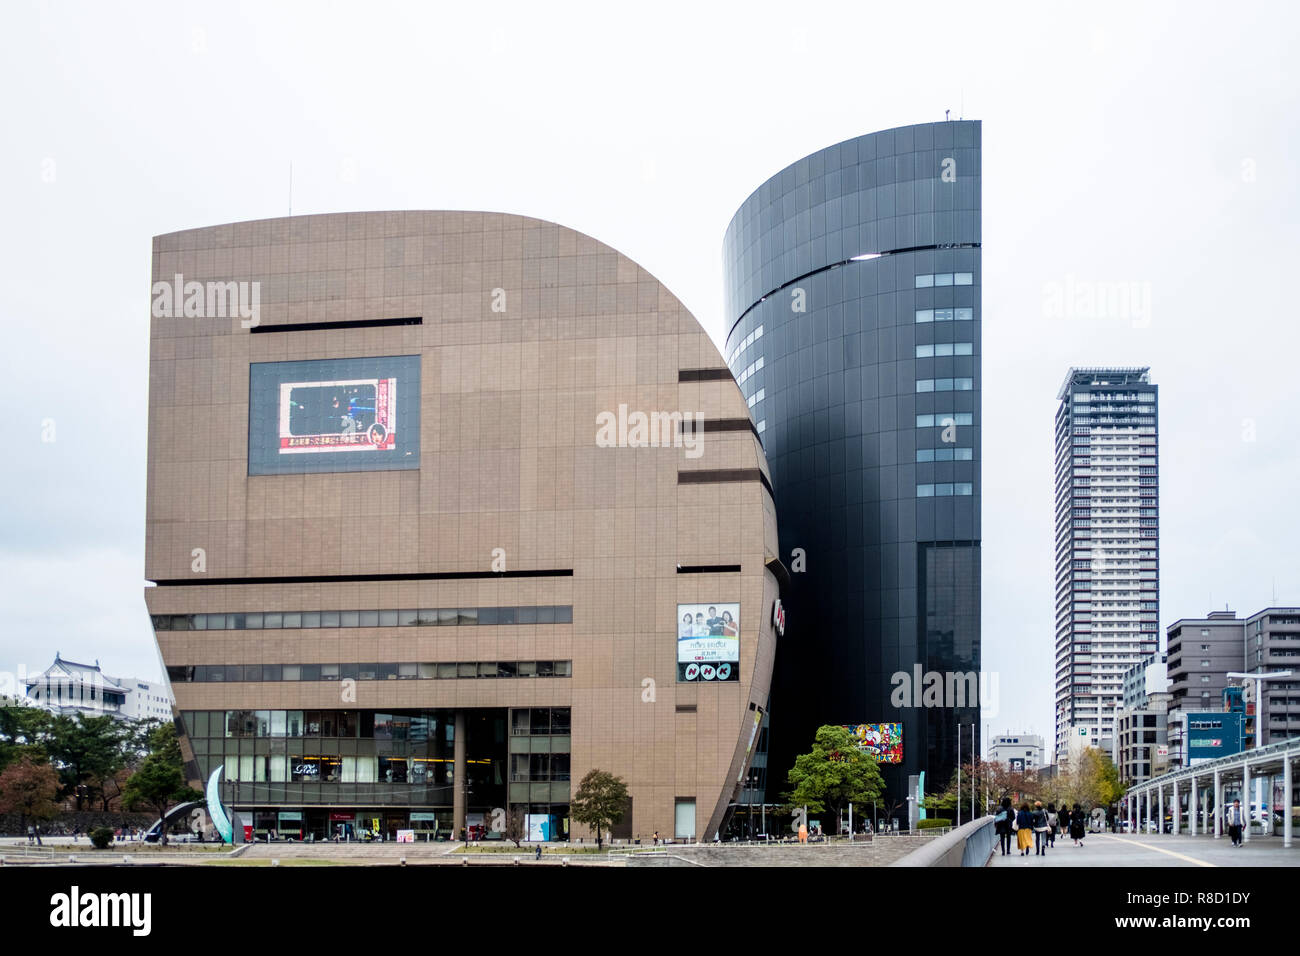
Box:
145, 211, 781, 842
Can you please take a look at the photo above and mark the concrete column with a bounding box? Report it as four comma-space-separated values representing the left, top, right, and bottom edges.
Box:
1285, 756, 1293, 850
1214, 770, 1223, 838
453, 710, 467, 839
1243, 761, 1251, 844
1158, 786, 1164, 835
1190, 776, 1197, 835
1172, 780, 1179, 836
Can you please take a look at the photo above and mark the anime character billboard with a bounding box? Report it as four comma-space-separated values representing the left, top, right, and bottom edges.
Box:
843, 723, 903, 764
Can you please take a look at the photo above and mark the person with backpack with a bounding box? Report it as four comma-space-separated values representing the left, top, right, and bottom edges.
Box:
994, 797, 1014, 856
1032, 801, 1050, 856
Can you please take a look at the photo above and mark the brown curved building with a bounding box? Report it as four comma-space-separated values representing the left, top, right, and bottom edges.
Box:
145, 210, 782, 843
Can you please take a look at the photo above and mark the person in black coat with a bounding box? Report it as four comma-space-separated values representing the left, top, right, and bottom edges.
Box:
1069, 803, 1086, 845
994, 796, 1014, 855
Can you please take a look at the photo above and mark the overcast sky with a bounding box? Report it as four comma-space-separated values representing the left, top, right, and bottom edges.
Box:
2, 1, 1297, 746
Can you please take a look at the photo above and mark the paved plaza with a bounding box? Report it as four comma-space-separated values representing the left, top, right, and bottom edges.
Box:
990, 832, 1300, 867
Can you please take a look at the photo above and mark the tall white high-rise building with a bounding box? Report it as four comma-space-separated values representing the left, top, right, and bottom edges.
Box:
1054, 368, 1159, 762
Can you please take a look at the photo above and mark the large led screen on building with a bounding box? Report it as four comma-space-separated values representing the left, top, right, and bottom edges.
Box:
677, 602, 739, 682
843, 723, 903, 764
248, 355, 421, 475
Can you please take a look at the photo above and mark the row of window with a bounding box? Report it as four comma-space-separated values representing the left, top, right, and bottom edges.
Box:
737, 355, 765, 386
916, 412, 974, 427
915, 272, 975, 287
183, 708, 571, 740
153, 606, 574, 631
211, 710, 456, 740
219, 754, 459, 785
917, 447, 974, 462
916, 342, 973, 357
1073, 392, 1155, 403
746, 388, 766, 409
917, 378, 974, 392
915, 308, 974, 323
727, 324, 764, 366
167, 661, 573, 683
917, 483, 975, 497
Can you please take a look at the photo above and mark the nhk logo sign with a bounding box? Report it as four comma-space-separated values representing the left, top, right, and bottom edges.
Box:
771, 599, 786, 638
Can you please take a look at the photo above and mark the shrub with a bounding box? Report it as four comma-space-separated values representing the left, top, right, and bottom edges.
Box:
89, 827, 115, 849
918, 818, 953, 830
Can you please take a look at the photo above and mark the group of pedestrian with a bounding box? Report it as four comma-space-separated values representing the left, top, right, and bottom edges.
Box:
994, 797, 1089, 856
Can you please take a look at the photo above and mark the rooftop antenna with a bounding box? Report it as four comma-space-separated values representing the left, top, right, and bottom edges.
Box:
945, 109, 950, 121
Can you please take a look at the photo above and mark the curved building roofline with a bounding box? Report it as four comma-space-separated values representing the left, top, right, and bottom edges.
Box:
152, 209, 697, 323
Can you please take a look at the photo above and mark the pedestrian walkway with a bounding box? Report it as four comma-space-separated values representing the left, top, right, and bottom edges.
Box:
989, 832, 1300, 867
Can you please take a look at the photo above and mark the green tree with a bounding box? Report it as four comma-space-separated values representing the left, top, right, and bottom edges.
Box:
44, 714, 130, 809
122, 723, 200, 845
0, 754, 60, 830
0, 700, 53, 773
570, 769, 629, 848
928, 759, 996, 816
1079, 748, 1123, 807
784, 725, 885, 827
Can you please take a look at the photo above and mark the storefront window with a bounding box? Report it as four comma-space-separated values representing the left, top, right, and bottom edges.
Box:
278, 812, 303, 840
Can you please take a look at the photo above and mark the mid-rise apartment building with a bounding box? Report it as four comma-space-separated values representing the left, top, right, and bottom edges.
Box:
1245, 607, 1300, 747
1166, 609, 1245, 767
988, 732, 1045, 771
